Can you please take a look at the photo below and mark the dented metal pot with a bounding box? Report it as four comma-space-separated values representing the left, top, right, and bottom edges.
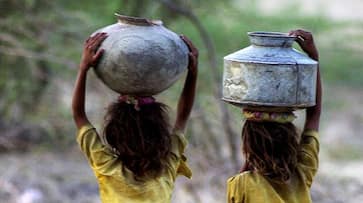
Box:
222, 32, 318, 111
92, 14, 189, 96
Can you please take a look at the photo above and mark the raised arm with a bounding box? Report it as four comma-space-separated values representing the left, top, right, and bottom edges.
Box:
72, 33, 107, 129
289, 29, 321, 187
289, 29, 322, 131
173, 36, 199, 132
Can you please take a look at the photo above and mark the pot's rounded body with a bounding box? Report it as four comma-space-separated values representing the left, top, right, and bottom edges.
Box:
93, 14, 189, 95
222, 32, 318, 111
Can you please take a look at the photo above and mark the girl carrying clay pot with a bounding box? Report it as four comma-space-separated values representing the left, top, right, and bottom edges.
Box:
72, 32, 198, 202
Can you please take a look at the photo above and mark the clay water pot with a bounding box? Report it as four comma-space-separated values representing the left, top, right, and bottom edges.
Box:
222, 31, 318, 111
92, 14, 189, 96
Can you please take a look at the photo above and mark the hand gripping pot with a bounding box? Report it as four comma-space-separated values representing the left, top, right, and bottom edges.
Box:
222, 31, 318, 112
92, 14, 189, 96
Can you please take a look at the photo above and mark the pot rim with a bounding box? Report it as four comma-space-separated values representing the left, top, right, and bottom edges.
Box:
248, 31, 296, 39
115, 13, 163, 26
221, 97, 315, 109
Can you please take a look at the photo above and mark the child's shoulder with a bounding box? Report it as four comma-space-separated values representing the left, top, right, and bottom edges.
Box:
227, 171, 252, 184
227, 171, 265, 187
227, 171, 256, 195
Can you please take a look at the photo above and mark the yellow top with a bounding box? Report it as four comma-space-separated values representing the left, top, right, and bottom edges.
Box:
227, 130, 319, 203
77, 124, 192, 203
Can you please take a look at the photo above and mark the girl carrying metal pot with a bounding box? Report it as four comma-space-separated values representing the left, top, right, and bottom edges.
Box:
227, 29, 322, 203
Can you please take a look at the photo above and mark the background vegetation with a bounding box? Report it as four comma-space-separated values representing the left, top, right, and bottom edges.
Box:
1, 0, 362, 202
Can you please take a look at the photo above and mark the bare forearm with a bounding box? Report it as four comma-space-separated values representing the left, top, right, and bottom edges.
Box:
289, 29, 322, 132
72, 68, 90, 128
73, 33, 106, 129
175, 35, 198, 132
174, 70, 197, 131
307, 50, 319, 62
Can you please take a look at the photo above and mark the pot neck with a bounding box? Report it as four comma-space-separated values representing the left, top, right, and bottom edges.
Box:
248, 32, 295, 48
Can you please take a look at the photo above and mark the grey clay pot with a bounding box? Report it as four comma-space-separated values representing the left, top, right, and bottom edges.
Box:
93, 14, 189, 96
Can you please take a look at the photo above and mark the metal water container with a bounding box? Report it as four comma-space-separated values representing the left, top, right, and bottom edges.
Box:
222, 32, 318, 111
93, 14, 189, 96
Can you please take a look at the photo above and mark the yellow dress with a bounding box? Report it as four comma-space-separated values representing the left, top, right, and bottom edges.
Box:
227, 130, 319, 203
77, 124, 192, 203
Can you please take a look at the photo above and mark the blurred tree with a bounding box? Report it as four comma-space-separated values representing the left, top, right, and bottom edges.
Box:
0, 0, 87, 148
0, 0, 90, 122
156, 0, 240, 170
0, 0, 242, 168
118, 0, 241, 170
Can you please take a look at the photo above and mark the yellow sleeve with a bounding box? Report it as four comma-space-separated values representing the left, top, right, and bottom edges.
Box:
170, 130, 192, 179
227, 174, 245, 203
76, 124, 119, 175
297, 129, 319, 187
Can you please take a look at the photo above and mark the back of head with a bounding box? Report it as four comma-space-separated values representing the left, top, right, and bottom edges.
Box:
242, 120, 299, 183
103, 101, 171, 179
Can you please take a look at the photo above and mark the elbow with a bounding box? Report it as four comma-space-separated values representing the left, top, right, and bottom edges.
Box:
71, 103, 79, 119
71, 104, 86, 125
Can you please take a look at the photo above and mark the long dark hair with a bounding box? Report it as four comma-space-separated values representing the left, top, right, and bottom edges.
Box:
103, 101, 171, 179
241, 121, 299, 183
